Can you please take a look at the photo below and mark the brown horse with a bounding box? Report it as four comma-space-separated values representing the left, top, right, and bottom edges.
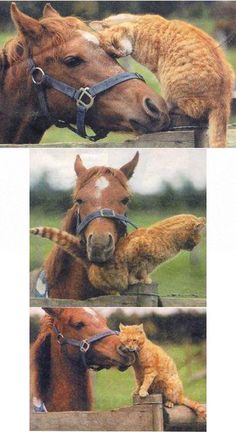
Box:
0, 3, 169, 144
38, 151, 139, 300
31, 307, 135, 411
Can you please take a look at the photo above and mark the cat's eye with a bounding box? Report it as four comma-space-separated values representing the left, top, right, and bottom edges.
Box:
121, 197, 129, 205
63, 56, 83, 68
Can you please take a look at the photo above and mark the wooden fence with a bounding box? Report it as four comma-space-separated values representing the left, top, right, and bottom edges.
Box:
30, 270, 206, 307
30, 394, 206, 431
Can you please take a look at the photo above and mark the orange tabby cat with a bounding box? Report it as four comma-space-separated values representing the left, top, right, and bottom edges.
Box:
90, 14, 235, 147
119, 323, 206, 419
31, 214, 205, 294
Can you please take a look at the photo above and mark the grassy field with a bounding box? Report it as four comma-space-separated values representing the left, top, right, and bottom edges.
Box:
94, 342, 206, 410
30, 207, 206, 298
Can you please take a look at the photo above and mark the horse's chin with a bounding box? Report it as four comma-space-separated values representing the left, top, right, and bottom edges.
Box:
118, 365, 129, 372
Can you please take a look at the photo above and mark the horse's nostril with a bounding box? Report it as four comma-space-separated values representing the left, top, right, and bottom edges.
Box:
143, 97, 161, 119
88, 234, 93, 246
107, 233, 114, 249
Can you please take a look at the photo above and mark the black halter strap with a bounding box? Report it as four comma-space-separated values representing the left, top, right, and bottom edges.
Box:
53, 325, 119, 369
76, 208, 138, 236
28, 58, 145, 142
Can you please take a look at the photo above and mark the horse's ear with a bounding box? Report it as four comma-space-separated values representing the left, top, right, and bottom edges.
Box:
42, 308, 63, 318
120, 151, 139, 179
74, 155, 87, 177
43, 3, 61, 19
11, 3, 43, 41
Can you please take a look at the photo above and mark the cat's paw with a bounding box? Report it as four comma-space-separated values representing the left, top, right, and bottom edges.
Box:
144, 276, 152, 284
164, 401, 174, 408
132, 388, 140, 396
196, 405, 206, 420
139, 389, 149, 398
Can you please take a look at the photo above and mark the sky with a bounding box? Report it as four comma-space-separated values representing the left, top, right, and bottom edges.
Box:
30, 148, 206, 195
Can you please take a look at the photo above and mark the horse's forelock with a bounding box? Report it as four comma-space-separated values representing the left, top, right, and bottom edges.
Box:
76, 167, 129, 192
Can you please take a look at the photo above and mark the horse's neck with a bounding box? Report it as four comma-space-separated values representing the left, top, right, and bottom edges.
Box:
45, 340, 93, 412
43, 208, 104, 300
0, 60, 49, 144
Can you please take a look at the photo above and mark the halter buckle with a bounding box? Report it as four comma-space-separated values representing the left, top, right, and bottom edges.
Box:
100, 209, 115, 217
76, 87, 94, 109
56, 333, 65, 344
31, 67, 45, 85
80, 340, 90, 353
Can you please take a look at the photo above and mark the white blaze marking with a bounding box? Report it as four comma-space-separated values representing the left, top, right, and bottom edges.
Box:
83, 307, 99, 322
94, 176, 109, 198
120, 37, 133, 55
79, 30, 99, 45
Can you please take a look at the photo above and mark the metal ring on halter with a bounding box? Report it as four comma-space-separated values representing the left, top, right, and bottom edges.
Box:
56, 333, 65, 344
31, 67, 46, 85
80, 340, 90, 353
76, 87, 95, 109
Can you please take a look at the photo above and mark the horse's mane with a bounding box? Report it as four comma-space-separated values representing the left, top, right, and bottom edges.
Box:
44, 166, 129, 283
31, 315, 54, 400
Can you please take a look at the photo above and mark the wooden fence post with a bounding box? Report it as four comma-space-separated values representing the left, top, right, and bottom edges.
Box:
133, 394, 164, 431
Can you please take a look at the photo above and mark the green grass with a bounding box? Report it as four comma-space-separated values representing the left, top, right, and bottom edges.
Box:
94, 342, 206, 410
30, 207, 206, 298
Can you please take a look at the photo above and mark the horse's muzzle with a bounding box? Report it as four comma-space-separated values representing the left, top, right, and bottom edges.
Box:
87, 233, 115, 263
117, 345, 136, 371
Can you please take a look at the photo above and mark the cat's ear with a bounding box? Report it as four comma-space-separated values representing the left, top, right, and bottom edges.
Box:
119, 323, 125, 331
137, 323, 144, 332
89, 20, 109, 31
195, 217, 206, 232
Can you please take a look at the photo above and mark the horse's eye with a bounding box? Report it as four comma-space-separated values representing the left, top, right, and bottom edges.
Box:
64, 56, 83, 67
74, 322, 85, 330
121, 197, 129, 205
76, 198, 83, 205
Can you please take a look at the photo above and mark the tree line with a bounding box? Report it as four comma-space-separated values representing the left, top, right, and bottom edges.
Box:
30, 308, 206, 344
30, 173, 206, 214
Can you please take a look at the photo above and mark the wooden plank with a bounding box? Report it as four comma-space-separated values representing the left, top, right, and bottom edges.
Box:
160, 297, 206, 307
30, 294, 157, 307
30, 296, 205, 307
30, 405, 153, 431
133, 395, 164, 431
111, 130, 196, 148
164, 404, 206, 431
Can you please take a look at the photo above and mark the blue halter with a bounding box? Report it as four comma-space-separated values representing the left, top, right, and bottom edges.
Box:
28, 58, 145, 141
52, 324, 119, 369
76, 208, 138, 237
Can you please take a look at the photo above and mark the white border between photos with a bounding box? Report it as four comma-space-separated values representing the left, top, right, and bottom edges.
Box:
0, 149, 235, 431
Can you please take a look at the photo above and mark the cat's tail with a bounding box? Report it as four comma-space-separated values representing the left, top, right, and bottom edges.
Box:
30, 227, 87, 264
180, 396, 206, 419
208, 103, 231, 148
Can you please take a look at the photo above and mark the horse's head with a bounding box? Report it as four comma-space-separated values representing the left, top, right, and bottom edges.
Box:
9, 3, 169, 136
43, 307, 135, 371
73, 152, 139, 264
